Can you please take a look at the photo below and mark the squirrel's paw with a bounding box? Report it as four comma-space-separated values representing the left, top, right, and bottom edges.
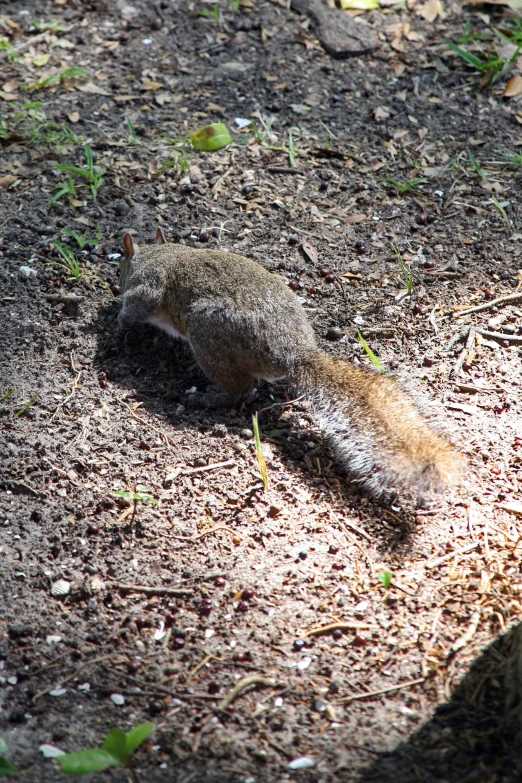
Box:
183, 390, 233, 410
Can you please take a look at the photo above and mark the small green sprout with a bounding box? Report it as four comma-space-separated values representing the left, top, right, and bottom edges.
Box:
357, 331, 385, 372
466, 148, 486, 180
55, 144, 104, 200
62, 227, 90, 250
113, 489, 158, 505
124, 116, 139, 144
381, 177, 427, 195
491, 196, 509, 226
16, 393, 38, 418
379, 571, 392, 589
0, 739, 18, 776
0, 389, 14, 403
57, 723, 154, 776
392, 245, 413, 296
288, 126, 299, 169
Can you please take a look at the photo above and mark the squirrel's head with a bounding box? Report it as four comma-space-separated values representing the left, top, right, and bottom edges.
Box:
119, 229, 167, 291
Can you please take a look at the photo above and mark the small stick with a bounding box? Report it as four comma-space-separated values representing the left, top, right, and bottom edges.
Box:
451, 327, 475, 379
450, 608, 481, 654
476, 329, 522, 344
188, 652, 219, 682
267, 167, 304, 175
425, 541, 480, 570
164, 459, 236, 486
303, 622, 376, 637
217, 675, 277, 710
454, 291, 522, 317
115, 584, 193, 597
193, 525, 242, 541
32, 655, 125, 702
122, 401, 173, 446
445, 326, 469, 353
340, 677, 425, 704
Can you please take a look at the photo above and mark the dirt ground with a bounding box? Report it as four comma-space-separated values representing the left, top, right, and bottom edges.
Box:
2, 0, 522, 780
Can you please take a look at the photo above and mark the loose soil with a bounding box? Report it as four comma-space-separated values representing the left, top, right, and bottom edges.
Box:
1, 0, 522, 780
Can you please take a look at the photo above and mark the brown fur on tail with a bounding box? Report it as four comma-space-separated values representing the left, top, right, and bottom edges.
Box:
292, 353, 464, 498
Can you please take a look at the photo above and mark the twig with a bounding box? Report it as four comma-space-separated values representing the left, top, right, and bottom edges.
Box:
217, 675, 277, 710
122, 401, 173, 446
425, 541, 480, 570
188, 653, 219, 682
115, 584, 193, 597
450, 608, 481, 654
340, 677, 425, 704
445, 326, 470, 353
32, 655, 126, 702
164, 459, 236, 487
303, 622, 376, 637
193, 525, 242, 541
453, 292, 522, 318
476, 329, 522, 344
257, 394, 305, 416
451, 327, 475, 379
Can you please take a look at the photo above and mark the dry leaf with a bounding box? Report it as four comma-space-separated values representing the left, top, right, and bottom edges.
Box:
300, 242, 319, 265
345, 213, 368, 223
141, 79, 163, 91
374, 106, 391, 121
0, 91, 18, 102
418, 0, 444, 20
67, 111, 80, 123
0, 175, 17, 190
77, 82, 111, 96
2, 81, 19, 93
505, 75, 522, 98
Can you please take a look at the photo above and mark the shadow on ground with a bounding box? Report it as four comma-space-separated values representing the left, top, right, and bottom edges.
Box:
354, 622, 522, 783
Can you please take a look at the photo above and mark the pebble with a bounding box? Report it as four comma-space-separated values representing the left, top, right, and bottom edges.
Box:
241, 428, 253, 439
114, 201, 130, 216
194, 457, 207, 467
233, 442, 246, 453
20, 266, 37, 279
110, 693, 125, 706
297, 656, 311, 671
289, 756, 315, 770
51, 579, 71, 598
326, 326, 342, 341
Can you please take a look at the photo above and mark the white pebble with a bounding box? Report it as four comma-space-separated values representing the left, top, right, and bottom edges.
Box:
297, 656, 311, 671
289, 756, 315, 770
39, 744, 66, 758
111, 693, 125, 706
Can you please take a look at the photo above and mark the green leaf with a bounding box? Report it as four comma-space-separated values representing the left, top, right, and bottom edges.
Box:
446, 41, 486, 70
357, 331, 384, 372
191, 123, 232, 152
379, 571, 392, 589
124, 723, 155, 757
0, 756, 18, 777
57, 749, 119, 775
102, 729, 128, 765
339, 0, 379, 9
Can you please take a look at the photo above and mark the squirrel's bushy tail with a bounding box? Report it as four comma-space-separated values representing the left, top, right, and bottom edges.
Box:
290, 352, 463, 498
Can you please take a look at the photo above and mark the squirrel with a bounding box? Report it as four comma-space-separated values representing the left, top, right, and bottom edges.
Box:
118, 229, 463, 498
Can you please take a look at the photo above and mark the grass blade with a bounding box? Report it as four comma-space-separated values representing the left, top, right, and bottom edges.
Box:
252, 413, 268, 489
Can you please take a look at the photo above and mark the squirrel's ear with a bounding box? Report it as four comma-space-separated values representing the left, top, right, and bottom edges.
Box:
156, 227, 167, 245
123, 233, 138, 257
